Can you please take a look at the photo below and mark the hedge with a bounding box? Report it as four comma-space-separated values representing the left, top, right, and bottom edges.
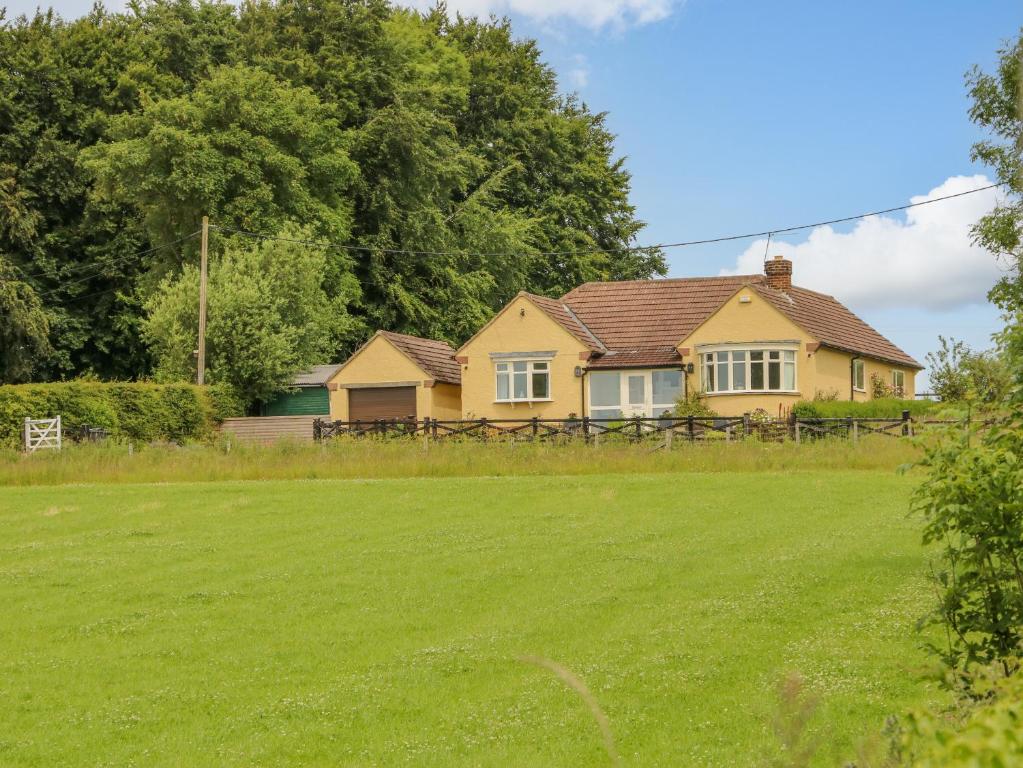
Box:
791, 398, 942, 419
0, 382, 244, 447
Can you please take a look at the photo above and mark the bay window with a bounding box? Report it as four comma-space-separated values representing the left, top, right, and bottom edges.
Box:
495, 360, 550, 402
701, 347, 797, 394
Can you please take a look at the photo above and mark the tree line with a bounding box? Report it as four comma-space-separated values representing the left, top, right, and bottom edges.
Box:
0, 0, 665, 398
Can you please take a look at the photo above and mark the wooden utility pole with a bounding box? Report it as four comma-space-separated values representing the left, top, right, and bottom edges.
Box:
197, 216, 209, 385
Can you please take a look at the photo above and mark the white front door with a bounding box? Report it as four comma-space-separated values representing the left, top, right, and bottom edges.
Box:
588, 369, 684, 420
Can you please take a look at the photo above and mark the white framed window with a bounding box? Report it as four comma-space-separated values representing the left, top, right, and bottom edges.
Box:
891, 369, 905, 396
853, 359, 865, 391
495, 360, 550, 402
588, 369, 682, 419
701, 347, 797, 394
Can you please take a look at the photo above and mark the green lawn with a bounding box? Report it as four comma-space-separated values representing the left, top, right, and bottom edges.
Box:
0, 472, 941, 766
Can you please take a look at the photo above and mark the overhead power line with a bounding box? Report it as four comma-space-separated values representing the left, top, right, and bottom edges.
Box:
210, 182, 1003, 259
14, 230, 201, 291
31, 231, 201, 299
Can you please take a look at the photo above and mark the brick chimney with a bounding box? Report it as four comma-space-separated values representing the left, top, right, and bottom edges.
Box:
764, 254, 792, 291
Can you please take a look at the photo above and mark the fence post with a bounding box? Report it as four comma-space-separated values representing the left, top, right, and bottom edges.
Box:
664, 421, 673, 450
901, 409, 911, 437
742, 412, 750, 440
582, 416, 590, 444
531, 416, 539, 441
634, 415, 642, 441
852, 419, 859, 444
355, 419, 362, 437
313, 418, 322, 441
431, 417, 439, 439
480, 417, 488, 441
23, 417, 29, 452
788, 411, 796, 442
794, 419, 801, 445
687, 414, 695, 442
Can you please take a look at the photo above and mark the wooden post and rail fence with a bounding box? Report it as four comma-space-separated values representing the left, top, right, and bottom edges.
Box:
307, 409, 961, 446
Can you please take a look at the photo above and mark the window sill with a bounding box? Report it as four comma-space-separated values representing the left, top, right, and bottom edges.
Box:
703, 390, 801, 397
494, 399, 554, 404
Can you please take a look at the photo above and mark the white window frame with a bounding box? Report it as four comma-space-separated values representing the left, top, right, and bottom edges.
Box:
587, 368, 683, 419
853, 359, 866, 392
891, 369, 905, 396
698, 343, 799, 395
494, 358, 552, 403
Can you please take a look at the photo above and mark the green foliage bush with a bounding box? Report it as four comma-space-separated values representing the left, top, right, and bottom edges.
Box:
790, 398, 940, 419
897, 667, 1023, 766
674, 392, 718, 418
0, 382, 243, 446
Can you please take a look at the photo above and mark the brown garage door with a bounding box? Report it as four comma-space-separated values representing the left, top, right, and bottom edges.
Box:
348, 386, 417, 421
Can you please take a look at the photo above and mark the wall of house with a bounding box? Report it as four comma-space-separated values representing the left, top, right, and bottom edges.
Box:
679, 288, 811, 416
429, 382, 463, 420
678, 289, 917, 413
458, 295, 589, 419
328, 335, 434, 420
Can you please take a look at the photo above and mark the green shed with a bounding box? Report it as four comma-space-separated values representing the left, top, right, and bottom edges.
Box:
260, 364, 341, 417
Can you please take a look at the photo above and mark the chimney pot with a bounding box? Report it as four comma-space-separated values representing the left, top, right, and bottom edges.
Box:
764, 255, 793, 291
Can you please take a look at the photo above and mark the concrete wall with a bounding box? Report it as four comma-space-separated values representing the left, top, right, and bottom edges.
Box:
458, 295, 589, 419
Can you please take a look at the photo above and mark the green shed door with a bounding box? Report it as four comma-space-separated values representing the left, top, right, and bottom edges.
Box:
263, 387, 331, 416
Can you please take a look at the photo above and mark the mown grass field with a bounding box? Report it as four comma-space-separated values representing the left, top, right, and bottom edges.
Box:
0, 464, 942, 767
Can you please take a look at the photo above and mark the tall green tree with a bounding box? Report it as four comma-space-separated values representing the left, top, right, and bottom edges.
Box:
144, 229, 362, 405
968, 30, 1023, 311
0, 258, 53, 383
0, 0, 662, 384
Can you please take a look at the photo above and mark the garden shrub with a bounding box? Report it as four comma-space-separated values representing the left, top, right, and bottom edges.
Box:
790, 398, 939, 419
0, 381, 244, 446
674, 392, 718, 418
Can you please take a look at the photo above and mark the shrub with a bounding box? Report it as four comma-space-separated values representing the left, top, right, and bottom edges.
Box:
0, 381, 244, 447
674, 392, 718, 418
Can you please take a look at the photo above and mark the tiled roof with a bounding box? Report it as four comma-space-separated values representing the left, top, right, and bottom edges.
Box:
585, 347, 682, 369
562, 276, 759, 349
378, 331, 461, 384
561, 276, 922, 370
522, 292, 606, 352
751, 284, 922, 368
291, 363, 344, 386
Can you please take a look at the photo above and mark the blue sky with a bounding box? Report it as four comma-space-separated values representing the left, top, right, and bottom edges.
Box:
6, 0, 1022, 384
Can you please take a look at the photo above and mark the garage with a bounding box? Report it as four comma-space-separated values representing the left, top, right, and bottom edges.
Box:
348, 386, 417, 422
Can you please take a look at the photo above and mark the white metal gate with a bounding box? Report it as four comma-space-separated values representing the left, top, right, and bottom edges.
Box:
23, 416, 62, 453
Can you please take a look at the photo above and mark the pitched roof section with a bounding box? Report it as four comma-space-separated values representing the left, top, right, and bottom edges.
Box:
585, 347, 682, 369
561, 276, 921, 370
292, 364, 344, 386
377, 331, 461, 384
750, 284, 922, 368
561, 276, 759, 349
522, 292, 606, 353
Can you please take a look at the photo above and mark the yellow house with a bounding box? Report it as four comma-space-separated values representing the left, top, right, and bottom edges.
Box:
327, 331, 461, 421
455, 256, 921, 420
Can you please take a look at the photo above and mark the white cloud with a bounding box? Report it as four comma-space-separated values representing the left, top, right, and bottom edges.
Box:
396, 0, 675, 29
567, 54, 589, 89
721, 175, 1005, 311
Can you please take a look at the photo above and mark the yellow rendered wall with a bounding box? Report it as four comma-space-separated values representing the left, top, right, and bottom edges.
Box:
679, 288, 811, 415
429, 382, 463, 420
678, 288, 916, 413
328, 335, 433, 420
458, 295, 589, 419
